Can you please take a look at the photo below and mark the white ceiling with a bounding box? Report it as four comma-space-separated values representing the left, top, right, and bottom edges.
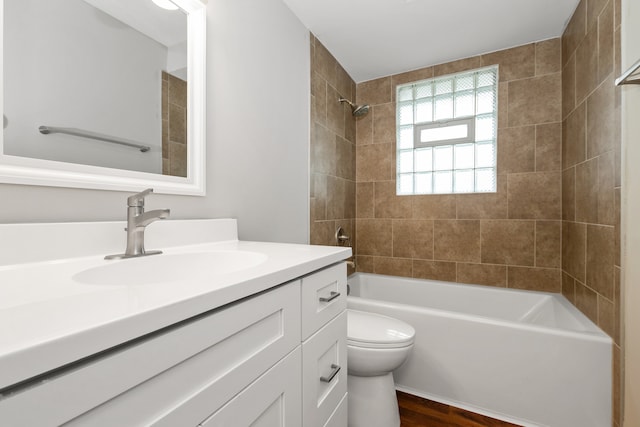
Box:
283, 0, 580, 83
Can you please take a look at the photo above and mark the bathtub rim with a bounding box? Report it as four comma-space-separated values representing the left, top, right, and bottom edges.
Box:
347, 272, 611, 342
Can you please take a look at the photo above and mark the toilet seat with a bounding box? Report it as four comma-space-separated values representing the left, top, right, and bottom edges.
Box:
347, 309, 415, 349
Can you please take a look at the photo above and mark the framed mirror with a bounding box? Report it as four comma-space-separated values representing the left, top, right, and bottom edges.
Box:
0, 0, 206, 195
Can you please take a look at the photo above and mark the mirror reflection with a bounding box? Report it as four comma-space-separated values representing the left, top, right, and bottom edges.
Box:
3, 0, 188, 177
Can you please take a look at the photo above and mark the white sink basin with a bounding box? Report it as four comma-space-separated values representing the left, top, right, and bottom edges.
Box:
73, 251, 268, 286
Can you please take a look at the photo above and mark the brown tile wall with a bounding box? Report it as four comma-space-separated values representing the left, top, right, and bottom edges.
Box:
310, 15, 620, 422
354, 40, 563, 292
562, 0, 622, 425
309, 35, 356, 273
162, 71, 187, 177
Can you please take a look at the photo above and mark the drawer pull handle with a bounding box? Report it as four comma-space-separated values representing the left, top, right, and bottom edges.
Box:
320, 364, 341, 383
319, 291, 341, 303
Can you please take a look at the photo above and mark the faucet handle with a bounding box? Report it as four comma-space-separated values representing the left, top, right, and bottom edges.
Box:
128, 188, 153, 207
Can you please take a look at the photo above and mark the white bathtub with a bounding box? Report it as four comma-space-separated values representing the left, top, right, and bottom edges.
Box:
347, 273, 612, 427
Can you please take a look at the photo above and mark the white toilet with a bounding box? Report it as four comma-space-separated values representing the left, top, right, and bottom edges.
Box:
347, 309, 415, 427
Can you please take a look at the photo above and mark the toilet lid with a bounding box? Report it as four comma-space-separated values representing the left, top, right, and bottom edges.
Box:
347, 309, 415, 348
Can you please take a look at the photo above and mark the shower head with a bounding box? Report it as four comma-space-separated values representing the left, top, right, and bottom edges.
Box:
338, 97, 370, 117
352, 104, 370, 117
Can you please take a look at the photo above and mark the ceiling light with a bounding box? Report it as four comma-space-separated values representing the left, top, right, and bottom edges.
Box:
152, 0, 179, 11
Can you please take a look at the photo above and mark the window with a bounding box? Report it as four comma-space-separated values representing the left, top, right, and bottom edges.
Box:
396, 66, 498, 195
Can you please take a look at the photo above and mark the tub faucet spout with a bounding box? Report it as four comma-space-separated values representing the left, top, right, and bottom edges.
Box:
105, 188, 170, 260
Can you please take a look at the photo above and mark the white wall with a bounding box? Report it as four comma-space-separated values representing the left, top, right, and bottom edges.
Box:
207, 0, 310, 243
167, 41, 188, 80
4, 0, 165, 173
0, 0, 310, 245
621, 0, 640, 425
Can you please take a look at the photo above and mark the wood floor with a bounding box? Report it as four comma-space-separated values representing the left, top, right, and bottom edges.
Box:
398, 391, 523, 427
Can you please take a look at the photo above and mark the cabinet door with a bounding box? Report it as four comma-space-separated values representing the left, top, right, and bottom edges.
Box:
199, 348, 302, 427
1, 282, 300, 427
301, 263, 347, 340
323, 393, 347, 427
302, 311, 347, 427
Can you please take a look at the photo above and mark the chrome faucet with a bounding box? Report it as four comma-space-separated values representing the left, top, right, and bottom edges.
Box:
105, 188, 170, 260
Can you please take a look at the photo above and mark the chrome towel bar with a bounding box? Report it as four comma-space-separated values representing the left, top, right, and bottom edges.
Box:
616, 58, 640, 86
38, 125, 151, 152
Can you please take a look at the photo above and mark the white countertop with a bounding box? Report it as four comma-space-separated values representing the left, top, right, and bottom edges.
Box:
0, 220, 351, 391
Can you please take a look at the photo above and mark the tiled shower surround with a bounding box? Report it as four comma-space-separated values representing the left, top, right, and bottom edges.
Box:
162, 71, 188, 177
562, 0, 622, 424
309, 0, 622, 422
309, 34, 357, 275
354, 40, 563, 290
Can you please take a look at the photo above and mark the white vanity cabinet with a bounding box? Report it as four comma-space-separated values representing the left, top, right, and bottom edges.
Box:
0, 262, 348, 427
198, 262, 348, 427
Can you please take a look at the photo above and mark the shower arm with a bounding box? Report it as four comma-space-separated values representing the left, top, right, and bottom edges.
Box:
338, 97, 355, 108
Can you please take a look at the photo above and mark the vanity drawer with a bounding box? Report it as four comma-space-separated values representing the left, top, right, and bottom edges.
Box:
301, 262, 347, 340
302, 311, 347, 427
0, 281, 301, 427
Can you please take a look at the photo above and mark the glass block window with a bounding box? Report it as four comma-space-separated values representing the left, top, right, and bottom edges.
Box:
396, 66, 498, 195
